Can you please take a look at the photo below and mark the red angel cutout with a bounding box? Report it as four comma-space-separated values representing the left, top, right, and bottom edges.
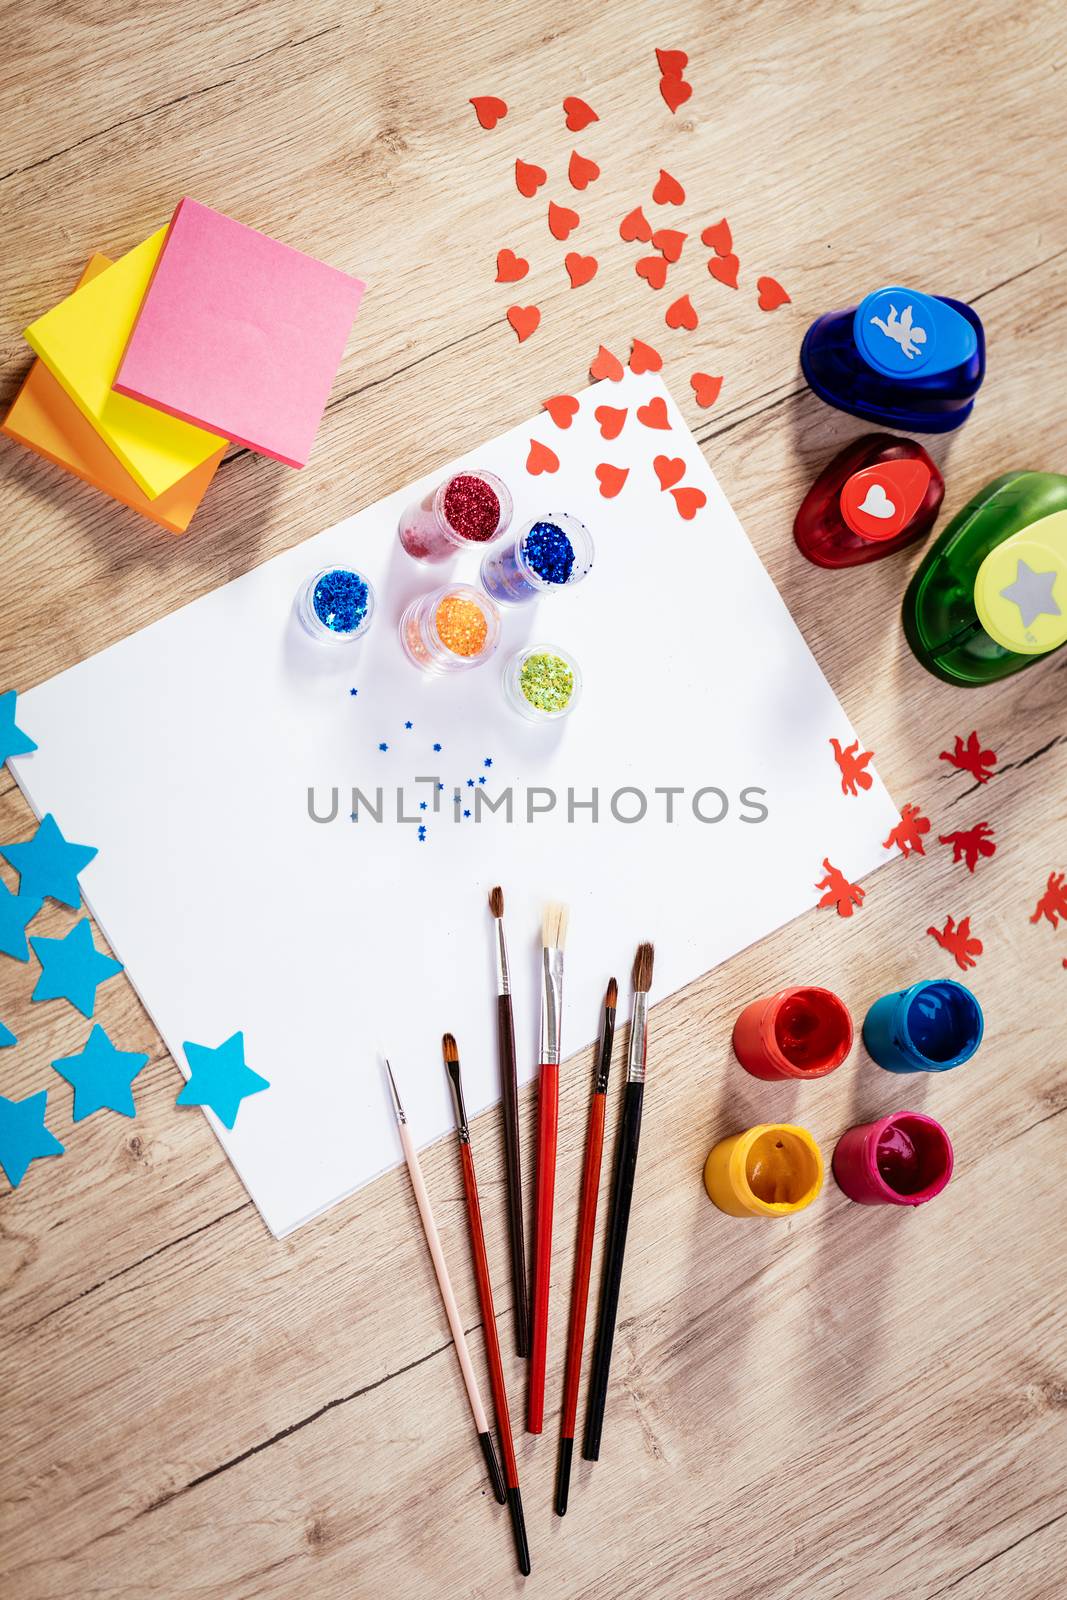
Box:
939, 823, 997, 873
884, 803, 931, 857
927, 915, 983, 971
830, 737, 875, 797
1030, 870, 1067, 930
816, 858, 865, 917
939, 731, 997, 785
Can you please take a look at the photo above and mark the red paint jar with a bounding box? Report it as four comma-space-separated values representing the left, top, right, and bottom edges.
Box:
732, 987, 854, 1081
832, 1111, 954, 1206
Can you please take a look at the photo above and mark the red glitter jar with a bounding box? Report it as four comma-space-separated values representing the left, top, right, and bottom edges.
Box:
398, 468, 513, 562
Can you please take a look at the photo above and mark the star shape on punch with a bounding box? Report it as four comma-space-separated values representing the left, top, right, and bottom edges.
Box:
51, 1023, 149, 1121
0, 878, 41, 962
0, 1090, 64, 1188
0, 813, 98, 908
30, 918, 123, 1018
0, 1018, 16, 1048
999, 559, 1061, 628
0, 690, 37, 768
176, 1031, 269, 1129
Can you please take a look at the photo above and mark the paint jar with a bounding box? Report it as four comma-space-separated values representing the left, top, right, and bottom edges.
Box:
480, 513, 595, 605
399, 583, 502, 674
832, 1112, 954, 1207
397, 469, 513, 563
297, 566, 376, 644
732, 986, 853, 1081
862, 979, 983, 1074
503, 645, 582, 722
703, 1124, 824, 1218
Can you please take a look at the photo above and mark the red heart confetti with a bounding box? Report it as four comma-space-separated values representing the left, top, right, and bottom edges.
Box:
507, 305, 540, 342
659, 76, 693, 114
652, 168, 686, 206
927, 914, 983, 972
548, 201, 581, 241
619, 206, 653, 243
594, 404, 627, 440
595, 463, 629, 498
636, 396, 671, 431
629, 338, 663, 373
756, 275, 791, 311
665, 292, 698, 330
701, 218, 732, 255
636, 255, 668, 289
568, 150, 600, 190
495, 248, 528, 283
652, 228, 686, 263
526, 438, 560, 475
590, 345, 625, 382
470, 96, 508, 130
653, 454, 686, 491
690, 372, 723, 407
655, 47, 689, 76
563, 96, 598, 131
543, 394, 580, 428
565, 251, 598, 288
670, 485, 707, 520
515, 159, 547, 198
708, 254, 740, 288
816, 858, 865, 918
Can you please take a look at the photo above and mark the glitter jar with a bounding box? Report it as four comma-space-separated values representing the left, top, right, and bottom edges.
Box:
297, 566, 376, 644
480, 513, 595, 605
397, 469, 514, 562
399, 583, 502, 673
503, 644, 582, 722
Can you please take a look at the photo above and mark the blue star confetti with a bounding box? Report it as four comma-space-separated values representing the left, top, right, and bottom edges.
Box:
350, 811, 357, 822
419, 801, 428, 811
30, 918, 123, 1018
349, 688, 359, 697
0, 690, 37, 768
0, 1019, 15, 1048
467, 778, 475, 788
404, 721, 413, 730
479, 776, 486, 785
463, 809, 471, 819
437, 783, 444, 792
0, 879, 41, 962
177, 1031, 269, 1129
433, 742, 442, 752
0, 813, 97, 909
484, 758, 493, 768
0, 1090, 64, 1188
51, 1023, 149, 1121
379, 742, 388, 752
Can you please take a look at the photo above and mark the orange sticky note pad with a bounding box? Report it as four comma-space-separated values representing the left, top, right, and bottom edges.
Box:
3, 255, 224, 534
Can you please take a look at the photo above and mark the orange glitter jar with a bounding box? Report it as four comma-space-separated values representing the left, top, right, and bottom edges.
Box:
399, 583, 502, 673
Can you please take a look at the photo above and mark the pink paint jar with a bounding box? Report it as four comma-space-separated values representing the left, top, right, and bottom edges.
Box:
732, 986, 854, 1081
397, 469, 513, 562
832, 1112, 954, 1206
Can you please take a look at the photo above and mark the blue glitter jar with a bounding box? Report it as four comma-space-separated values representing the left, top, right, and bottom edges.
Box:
297, 566, 376, 644
480, 513, 595, 605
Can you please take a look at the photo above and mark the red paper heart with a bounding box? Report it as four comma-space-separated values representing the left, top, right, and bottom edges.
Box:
655, 47, 689, 76
690, 372, 723, 408
515, 159, 547, 198
526, 438, 560, 475
590, 345, 625, 382
595, 463, 629, 499
652, 228, 686, 263
543, 394, 579, 428
708, 253, 740, 289
565, 251, 598, 288
629, 338, 663, 373
671, 485, 707, 520
495, 248, 529, 283
757, 275, 791, 311
470, 96, 508, 130
594, 404, 627, 440
653, 455, 686, 491
665, 293, 698, 330
701, 218, 732, 255
658, 76, 693, 114
652, 169, 685, 206
636, 255, 668, 289
568, 150, 600, 190
548, 201, 580, 241
507, 305, 540, 342
619, 205, 653, 243
563, 96, 598, 131
636, 396, 670, 431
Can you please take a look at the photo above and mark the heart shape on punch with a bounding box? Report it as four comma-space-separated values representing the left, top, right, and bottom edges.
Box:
654, 455, 686, 491
568, 150, 600, 190
665, 293, 698, 330
652, 169, 685, 206
594, 404, 627, 440
756, 275, 791, 311
565, 251, 598, 288
619, 206, 653, 243
636, 396, 671, 431
690, 372, 723, 408
671, 485, 707, 520
548, 201, 581, 241
652, 228, 686, 263
543, 394, 580, 429
515, 159, 547, 198
470, 96, 508, 130
701, 218, 732, 255
858, 484, 895, 519
595, 463, 629, 499
659, 76, 693, 114
655, 47, 689, 76
495, 248, 529, 283
590, 345, 625, 382
563, 96, 598, 132
636, 255, 668, 290
708, 253, 740, 289
629, 339, 663, 374
507, 305, 541, 342
526, 439, 560, 475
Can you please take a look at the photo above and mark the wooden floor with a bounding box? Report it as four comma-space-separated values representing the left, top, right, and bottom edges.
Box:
2, 2, 1066, 1595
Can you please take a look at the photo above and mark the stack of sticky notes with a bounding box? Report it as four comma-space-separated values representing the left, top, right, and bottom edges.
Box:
3, 199, 366, 535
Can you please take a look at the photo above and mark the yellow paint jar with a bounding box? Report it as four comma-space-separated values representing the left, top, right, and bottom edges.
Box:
704, 1123, 824, 1217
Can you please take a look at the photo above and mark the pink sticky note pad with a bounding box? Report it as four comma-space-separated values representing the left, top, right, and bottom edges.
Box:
114, 199, 365, 468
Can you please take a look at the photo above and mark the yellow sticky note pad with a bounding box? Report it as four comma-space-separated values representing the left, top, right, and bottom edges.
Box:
24, 230, 228, 499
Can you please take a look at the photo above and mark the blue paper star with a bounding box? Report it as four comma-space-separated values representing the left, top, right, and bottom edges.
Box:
478, 776, 486, 785
484, 758, 493, 768
349, 688, 358, 697
51, 1023, 150, 1121
0, 1019, 15, 1048
0, 813, 97, 908
0, 878, 41, 962
30, 918, 123, 1018
419, 802, 428, 811
0, 690, 37, 768
404, 721, 413, 730
177, 1031, 269, 1129
466, 778, 475, 788
379, 742, 388, 752
433, 742, 442, 752
463, 809, 471, 819
0, 1090, 64, 1188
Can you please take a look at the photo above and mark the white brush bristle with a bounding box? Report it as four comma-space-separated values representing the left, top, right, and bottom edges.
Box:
542, 901, 569, 949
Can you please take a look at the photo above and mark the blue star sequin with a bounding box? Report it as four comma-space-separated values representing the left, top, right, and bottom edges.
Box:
349, 688, 359, 697
419, 802, 428, 811
0, 1090, 64, 1188
378, 742, 388, 752
484, 758, 493, 768
433, 742, 442, 752
437, 783, 445, 792
0, 1019, 15, 1048
30, 918, 123, 1018
463, 809, 471, 819
479, 776, 486, 785
404, 721, 413, 730
177, 1031, 269, 1129
0, 879, 41, 962
51, 1023, 150, 1121
0, 690, 37, 769
0, 813, 97, 909
350, 811, 357, 821
467, 778, 475, 788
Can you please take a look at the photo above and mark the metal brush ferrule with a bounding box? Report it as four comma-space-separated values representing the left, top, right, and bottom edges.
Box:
384, 1060, 406, 1124
595, 1009, 615, 1094
627, 994, 649, 1084
495, 920, 512, 997
445, 1058, 471, 1142
540, 946, 564, 1064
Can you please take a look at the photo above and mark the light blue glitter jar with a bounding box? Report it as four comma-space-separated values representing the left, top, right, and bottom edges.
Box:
297, 566, 376, 644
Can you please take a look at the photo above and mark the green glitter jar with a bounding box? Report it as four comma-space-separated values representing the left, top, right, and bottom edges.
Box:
504, 644, 582, 722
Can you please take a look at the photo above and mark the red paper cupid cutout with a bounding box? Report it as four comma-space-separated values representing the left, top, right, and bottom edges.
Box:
927, 915, 983, 971
816, 859, 865, 918
830, 737, 875, 797
884, 803, 932, 857
939, 823, 997, 873
940, 731, 998, 784
1031, 870, 1067, 929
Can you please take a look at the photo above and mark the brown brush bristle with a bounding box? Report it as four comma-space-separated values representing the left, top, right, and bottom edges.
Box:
441, 1032, 459, 1064
488, 885, 504, 918
606, 977, 618, 1009
631, 942, 655, 994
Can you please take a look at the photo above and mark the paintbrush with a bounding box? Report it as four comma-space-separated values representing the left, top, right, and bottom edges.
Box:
489, 886, 530, 1359
527, 900, 568, 1433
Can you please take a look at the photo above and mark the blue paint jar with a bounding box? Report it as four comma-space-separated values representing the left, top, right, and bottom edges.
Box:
800, 286, 985, 433
862, 979, 984, 1074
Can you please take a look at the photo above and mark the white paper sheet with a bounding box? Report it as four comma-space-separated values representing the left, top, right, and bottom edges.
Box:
11, 374, 899, 1236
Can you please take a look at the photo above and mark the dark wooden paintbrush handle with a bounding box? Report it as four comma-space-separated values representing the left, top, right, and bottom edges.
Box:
498, 993, 530, 1358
